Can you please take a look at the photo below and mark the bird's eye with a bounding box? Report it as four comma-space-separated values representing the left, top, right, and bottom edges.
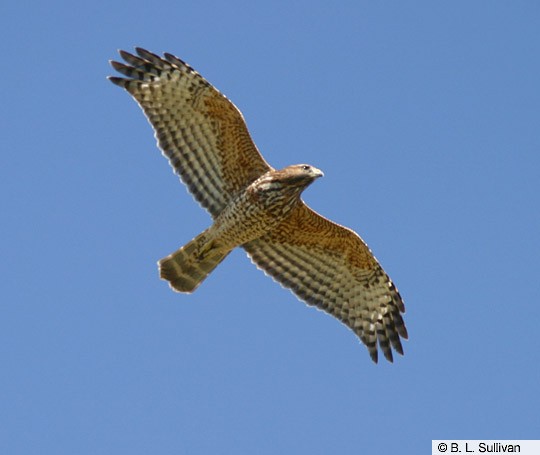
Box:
302, 165, 310, 171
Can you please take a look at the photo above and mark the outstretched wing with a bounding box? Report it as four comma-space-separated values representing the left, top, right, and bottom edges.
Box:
109, 48, 272, 217
243, 203, 407, 363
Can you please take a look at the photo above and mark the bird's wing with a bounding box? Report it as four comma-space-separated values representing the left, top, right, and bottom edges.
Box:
109, 48, 272, 217
243, 202, 407, 363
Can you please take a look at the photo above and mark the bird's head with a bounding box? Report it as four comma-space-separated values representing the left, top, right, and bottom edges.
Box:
252, 164, 323, 201
273, 164, 324, 186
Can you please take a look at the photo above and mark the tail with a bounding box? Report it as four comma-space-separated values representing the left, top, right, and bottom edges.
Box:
158, 231, 230, 293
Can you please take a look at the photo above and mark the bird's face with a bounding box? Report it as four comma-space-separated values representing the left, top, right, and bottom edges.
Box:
276, 164, 324, 187
251, 164, 323, 202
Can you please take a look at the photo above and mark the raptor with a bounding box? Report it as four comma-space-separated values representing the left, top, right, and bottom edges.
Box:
109, 48, 408, 362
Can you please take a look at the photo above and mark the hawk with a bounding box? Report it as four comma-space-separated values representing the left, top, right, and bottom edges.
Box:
109, 48, 408, 363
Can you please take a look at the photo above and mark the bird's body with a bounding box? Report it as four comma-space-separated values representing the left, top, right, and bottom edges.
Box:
109, 48, 408, 362
160, 164, 324, 293
212, 165, 323, 247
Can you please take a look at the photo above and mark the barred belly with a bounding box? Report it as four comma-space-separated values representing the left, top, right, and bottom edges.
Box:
210, 181, 301, 248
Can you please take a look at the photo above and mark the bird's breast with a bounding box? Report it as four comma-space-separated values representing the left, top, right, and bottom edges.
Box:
209, 187, 300, 248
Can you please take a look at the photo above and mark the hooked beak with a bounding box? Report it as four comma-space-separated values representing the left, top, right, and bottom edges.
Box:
311, 167, 324, 178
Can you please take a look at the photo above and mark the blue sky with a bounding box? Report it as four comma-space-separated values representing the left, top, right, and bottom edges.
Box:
2, 1, 539, 453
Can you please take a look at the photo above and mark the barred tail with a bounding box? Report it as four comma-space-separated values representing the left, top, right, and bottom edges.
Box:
158, 231, 230, 293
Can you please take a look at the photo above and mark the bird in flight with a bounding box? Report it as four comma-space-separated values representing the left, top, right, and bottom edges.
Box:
109, 48, 408, 362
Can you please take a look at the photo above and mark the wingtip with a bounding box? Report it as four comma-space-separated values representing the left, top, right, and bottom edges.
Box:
369, 350, 379, 364
394, 343, 404, 356
108, 76, 126, 87
135, 47, 159, 60
383, 349, 394, 363
118, 49, 134, 60
400, 326, 409, 340
109, 60, 123, 70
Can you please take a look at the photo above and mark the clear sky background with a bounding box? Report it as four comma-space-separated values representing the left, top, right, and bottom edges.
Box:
2, 1, 539, 454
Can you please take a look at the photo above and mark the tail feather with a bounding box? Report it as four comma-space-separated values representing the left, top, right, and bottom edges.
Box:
158, 231, 230, 293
